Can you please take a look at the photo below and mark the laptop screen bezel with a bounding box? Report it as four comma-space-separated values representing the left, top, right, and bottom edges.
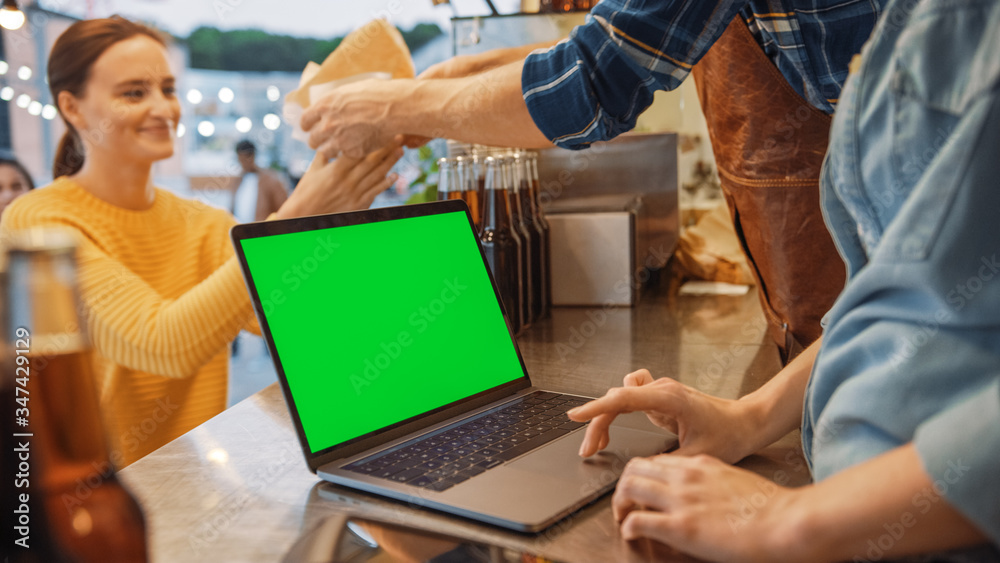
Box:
230, 200, 532, 472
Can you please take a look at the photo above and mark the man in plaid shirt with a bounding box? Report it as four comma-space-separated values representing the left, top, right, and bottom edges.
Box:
302, 0, 883, 364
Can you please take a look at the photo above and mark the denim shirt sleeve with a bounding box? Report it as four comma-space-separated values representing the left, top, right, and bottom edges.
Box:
913, 379, 1000, 546
520, 0, 744, 149
807, 0, 1000, 547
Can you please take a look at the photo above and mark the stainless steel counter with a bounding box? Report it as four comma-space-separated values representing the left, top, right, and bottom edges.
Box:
120, 271, 810, 562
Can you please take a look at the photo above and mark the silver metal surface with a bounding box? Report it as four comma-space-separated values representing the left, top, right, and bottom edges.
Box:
536, 133, 680, 276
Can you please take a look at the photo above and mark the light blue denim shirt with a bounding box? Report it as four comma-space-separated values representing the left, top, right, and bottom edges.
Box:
803, 0, 1000, 553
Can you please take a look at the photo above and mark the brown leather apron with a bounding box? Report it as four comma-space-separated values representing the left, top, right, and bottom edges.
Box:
691, 16, 845, 363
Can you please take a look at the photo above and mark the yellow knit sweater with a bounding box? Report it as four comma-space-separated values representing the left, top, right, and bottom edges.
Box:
1, 177, 260, 466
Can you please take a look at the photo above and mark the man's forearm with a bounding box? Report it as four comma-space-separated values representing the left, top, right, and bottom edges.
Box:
476, 40, 561, 72
790, 443, 986, 561
394, 61, 553, 149
741, 339, 820, 453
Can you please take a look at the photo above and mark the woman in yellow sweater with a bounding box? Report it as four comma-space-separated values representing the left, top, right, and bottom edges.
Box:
0, 17, 403, 466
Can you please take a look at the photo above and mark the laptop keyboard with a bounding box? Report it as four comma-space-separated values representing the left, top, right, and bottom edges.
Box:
344, 392, 589, 492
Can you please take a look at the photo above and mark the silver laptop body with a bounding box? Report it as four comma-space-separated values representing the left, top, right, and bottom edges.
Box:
231, 200, 671, 532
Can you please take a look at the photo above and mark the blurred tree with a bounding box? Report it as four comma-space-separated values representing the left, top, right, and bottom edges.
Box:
186, 24, 442, 72
401, 23, 444, 53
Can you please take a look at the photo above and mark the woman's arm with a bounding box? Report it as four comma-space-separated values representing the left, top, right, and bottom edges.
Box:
569, 339, 821, 462
612, 443, 988, 562
792, 443, 988, 561
2, 145, 402, 378
74, 237, 255, 378
254, 170, 288, 222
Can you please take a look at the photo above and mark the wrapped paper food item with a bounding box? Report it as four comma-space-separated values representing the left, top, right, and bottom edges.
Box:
674, 202, 755, 286
284, 19, 415, 142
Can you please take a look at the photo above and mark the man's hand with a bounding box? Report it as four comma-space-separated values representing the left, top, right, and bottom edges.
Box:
613, 454, 804, 563
301, 60, 550, 155
301, 79, 414, 159
567, 369, 762, 463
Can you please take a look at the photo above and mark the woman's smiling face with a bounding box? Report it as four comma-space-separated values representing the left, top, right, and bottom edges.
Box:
60, 34, 181, 166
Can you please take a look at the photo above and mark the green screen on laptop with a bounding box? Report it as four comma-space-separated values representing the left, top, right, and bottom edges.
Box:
238, 210, 525, 454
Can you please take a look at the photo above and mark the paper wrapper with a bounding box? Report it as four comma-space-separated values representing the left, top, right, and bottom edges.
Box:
283, 19, 415, 143
674, 202, 755, 286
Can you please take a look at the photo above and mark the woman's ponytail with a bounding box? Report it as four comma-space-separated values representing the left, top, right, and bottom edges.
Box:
53, 129, 84, 178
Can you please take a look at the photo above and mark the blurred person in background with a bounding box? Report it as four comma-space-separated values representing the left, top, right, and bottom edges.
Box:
0, 16, 402, 467
0, 156, 34, 217
232, 139, 288, 223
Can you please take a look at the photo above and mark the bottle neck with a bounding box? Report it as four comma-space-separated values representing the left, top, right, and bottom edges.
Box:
437, 159, 455, 200
482, 186, 512, 232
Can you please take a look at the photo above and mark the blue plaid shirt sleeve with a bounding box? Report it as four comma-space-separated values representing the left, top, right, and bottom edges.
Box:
522, 0, 883, 150
521, 0, 746, 150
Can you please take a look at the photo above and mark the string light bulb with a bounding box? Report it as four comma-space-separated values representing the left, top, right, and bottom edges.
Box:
262, 113, 280, 131
0, 0, 25, 31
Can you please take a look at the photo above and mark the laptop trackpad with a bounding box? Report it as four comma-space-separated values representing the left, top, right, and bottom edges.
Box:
506, 420, 673, 483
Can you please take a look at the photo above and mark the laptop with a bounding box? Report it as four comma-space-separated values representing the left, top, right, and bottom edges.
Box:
230, 200, 671, 532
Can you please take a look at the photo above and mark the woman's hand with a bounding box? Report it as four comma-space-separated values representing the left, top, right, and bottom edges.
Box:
276, 141, 403, 219
567, 369, 764, 463
613, 454, 805, 563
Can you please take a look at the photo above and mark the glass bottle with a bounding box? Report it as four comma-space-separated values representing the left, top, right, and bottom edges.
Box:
540, 0, 575, 12
470, 147, 487, 225
436, 157, 457, 202
574, 0, 593, 10
500, 156, 531, 331
509, 153, 537, 327
2, 276, 72, 563
455, 157, 481, 232
479, 157, 523, 334
529, 152, 552, 317
2, 228, 148, 562
516, 153, 547, 321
